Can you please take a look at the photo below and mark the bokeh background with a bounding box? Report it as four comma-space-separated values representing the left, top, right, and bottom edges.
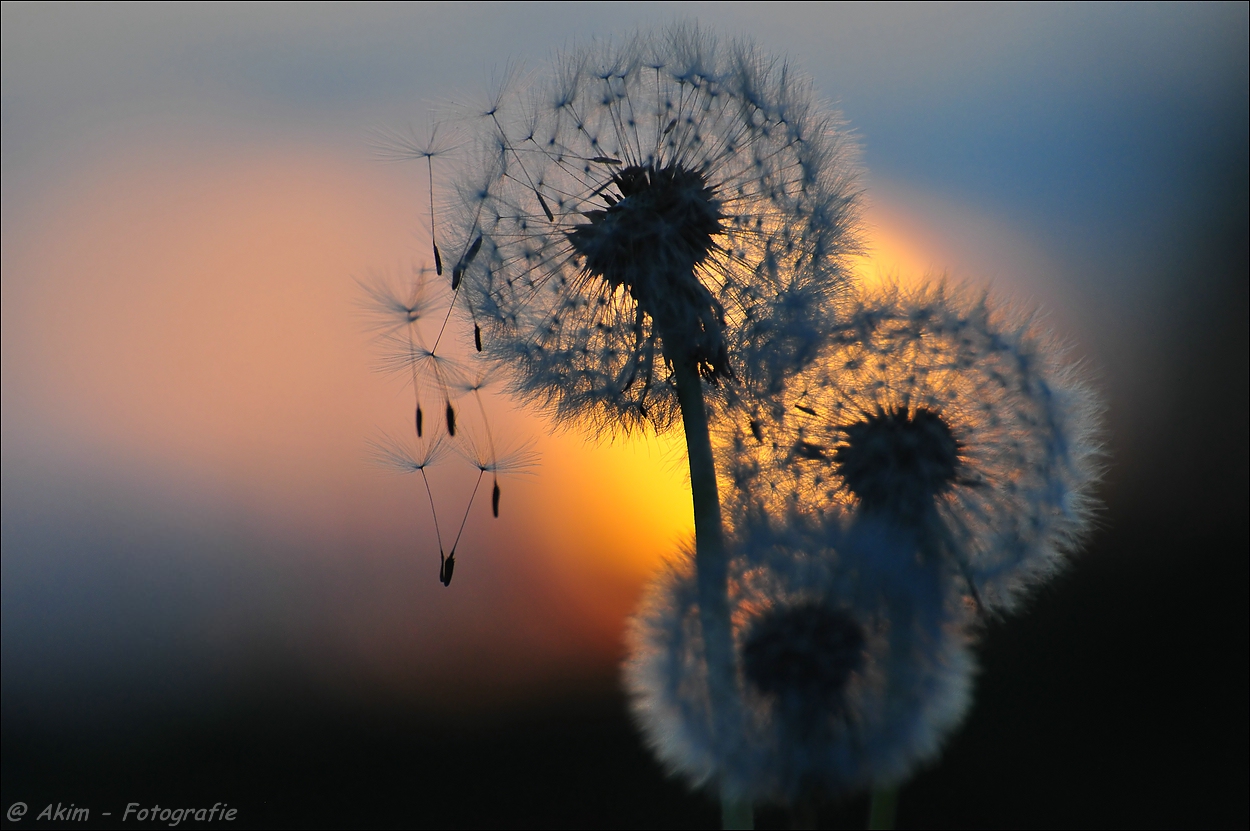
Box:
3, 3, 1246, 828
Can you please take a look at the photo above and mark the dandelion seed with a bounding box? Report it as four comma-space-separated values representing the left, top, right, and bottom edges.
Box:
369, 433, 452, 581
537, 191, 555, 222
749, 419, 764, 444
625, 513, 975, 806
452, 235, 483, 291
435, 428, 538, 574
721, 281, 1104, 612
440, 550, 455, 586
358, 266, 468, 442
371, 124, 456, 276
359, 262, 516, 583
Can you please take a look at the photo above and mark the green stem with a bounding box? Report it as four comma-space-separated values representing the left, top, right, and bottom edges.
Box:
868, 786, 898, 830
671, 358, 752, 831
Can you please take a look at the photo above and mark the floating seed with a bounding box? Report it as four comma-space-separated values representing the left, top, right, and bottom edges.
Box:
440, 550, 455, 587
446, 403, 457, 436
492, 480, 500, 518
416, 406, 424, 437
794, 403, 818, 416
433, 242, 443, 275
750, 419, 764, 443
474, 324, 482, 352
590, 156, 622, 165
663, 118, 677, 135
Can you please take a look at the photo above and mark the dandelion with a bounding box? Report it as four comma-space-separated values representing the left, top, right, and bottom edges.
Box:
439, 26, 863, 822
449, 25, 861, 433
625, 512, 976, 810
434, 25, 866, 823
721, 281, 1104, 612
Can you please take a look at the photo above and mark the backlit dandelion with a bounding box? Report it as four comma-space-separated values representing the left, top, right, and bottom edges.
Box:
625, 512, 975, 807
721, 281, 1104, 612
438, 28, 863, 821
448, 24, 862, 432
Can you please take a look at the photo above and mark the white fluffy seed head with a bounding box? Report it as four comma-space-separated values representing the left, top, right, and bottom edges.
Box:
624, 514, 976, 805
719, 280, 1106, 613
446, 24, 863, 435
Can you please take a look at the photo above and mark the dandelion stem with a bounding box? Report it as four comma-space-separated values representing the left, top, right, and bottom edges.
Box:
672, 357, 752, 831
868, 786, 898, 830
720, 795, 754, 831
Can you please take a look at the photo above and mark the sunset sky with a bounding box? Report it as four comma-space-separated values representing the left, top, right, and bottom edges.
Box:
3, 4, 1246, 827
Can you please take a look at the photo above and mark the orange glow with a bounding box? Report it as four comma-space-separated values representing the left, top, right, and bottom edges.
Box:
853, 189, 960, 290
0, 134, 699, 692
2, 135, 1066, 699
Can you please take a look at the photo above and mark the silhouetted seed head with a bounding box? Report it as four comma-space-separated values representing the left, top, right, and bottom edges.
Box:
566, 162, 730, 379
624, 516, 976, 805
719, 281, 1104, 612
833, 406, 960, 523
742, 601, 864, 718
448, 24, 862, 433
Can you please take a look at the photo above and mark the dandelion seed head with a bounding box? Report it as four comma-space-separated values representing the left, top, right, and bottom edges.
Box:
447, 24, 863, 435
833, 406, 961, 523
721, 281, 1104, 611
741, 601, 864, 716
625, 515, 975, 805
